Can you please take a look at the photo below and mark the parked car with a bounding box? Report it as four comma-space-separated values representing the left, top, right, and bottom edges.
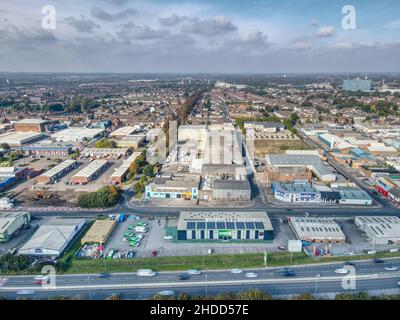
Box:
164, 235, 173, 240
278, 245, 287, 251
151, 250, 158, 257
334, 268, 349, 274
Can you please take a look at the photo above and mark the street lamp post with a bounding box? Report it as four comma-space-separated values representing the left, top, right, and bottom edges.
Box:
314, 274, 321, 296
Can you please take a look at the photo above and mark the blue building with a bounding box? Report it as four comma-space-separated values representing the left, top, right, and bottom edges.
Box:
342, 79, 372, 92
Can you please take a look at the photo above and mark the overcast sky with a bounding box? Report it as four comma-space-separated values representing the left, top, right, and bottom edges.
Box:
0, 0, 399, 73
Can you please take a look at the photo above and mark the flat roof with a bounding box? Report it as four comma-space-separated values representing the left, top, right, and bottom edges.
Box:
0, 132, 45, 143
110, 126, 138, 137
110, 152, 141, 178
81, 219, 116, 244
16, 119, 48, 124
40, 159, 77, 179
213, 179, 251, 191
355, 216, 400, 239
72, 160, 108, 178
0, 212, 30, 234
178, 211, 273, 231
289, 217, 346, 241
81, 148, 129, 156
52, 128, 104, 139
19, 218, 85, 253
266, 154, 335, 177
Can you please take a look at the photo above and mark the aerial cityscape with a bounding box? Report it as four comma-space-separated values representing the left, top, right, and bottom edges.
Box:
0, 0, 400, 307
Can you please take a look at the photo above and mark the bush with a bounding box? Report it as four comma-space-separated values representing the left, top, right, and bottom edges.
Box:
78, 186, 122, 208
95, 139, 117, 149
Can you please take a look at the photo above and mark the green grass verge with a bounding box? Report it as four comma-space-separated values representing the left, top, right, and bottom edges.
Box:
59, 250, 400, 274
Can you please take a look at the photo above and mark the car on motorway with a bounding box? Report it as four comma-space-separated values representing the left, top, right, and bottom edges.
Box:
245, 272, 258, 278
187, 269, 202, 275
34, 275, 49, 284
384, 266, 398, 271
178, 273, 190, 281
344, 261, 356, 266
374, 258, 385, 264
334, 268, 349, 274
230, 268, 243, 274
398, 281, 400, 287
17, 289, 35, 295
97, 273, 110, 278
282, 268, 296, 276
157, 291, 175, 296
137, 269, 156, 277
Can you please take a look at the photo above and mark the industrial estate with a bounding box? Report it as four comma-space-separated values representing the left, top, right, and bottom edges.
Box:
0, 0, 400, 304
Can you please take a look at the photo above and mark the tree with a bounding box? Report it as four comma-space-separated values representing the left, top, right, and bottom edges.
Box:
143, 164, 154, 178
106, 294, 121, 300
236, 289, 272, 300
78, 186, 122, 208
95, 139, 117, 149
0, 143, 10, 150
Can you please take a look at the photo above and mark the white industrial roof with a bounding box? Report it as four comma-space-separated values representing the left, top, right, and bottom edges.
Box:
52, 128, 104, 140
19, 218, 85, 253
40, 159, 77, 179
110, 152, 141, 178
16, 119, 48, 124
0, 132, 45, 145
289, 217, 346, 241
110, 126, 138, 137
0, 212, 29, 234
355, 216, 400, 239
72, 160, 108, 178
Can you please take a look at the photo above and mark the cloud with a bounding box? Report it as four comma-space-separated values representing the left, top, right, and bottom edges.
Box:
182, 16, 237, 36
385, 20, 400, 29
63, 17, 100, 33
159, 14, 187, 27
91, 7, 136, 21
117, 23, 170, 40
290, 41, 312, 50
103, 0, 132, 6
316, 26, 335, 38
0, 25, 57, 46
332, 41, 379, 50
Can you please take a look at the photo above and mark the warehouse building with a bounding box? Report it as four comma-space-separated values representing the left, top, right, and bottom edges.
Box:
81, 219, 116, 244
81, 148, 129, 159
19, 218, 85, 258
0, 132, 46, 146
243, 121, 285, 133
116, 134, 146, 149
14, 119, 50, 133
110, 152, 141, 184
266, 154, 336, 182
272, 181, 321, 203
355, 216, 400, 245
51, 127, 104, 142
21, 142, 72, 157
177, 211, 273, 241
0, 212, 31, 243
37, 159, 78, 184
110, 126, 140, 138
212, 179, 251, 201
288, 217, 346, 243
332, 186, 373, 206
71, 160, 108, 184
145, 174, 200, 200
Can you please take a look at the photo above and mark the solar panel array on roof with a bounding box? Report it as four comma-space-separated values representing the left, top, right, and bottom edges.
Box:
217, 222, 226, 229
186, 222, 196, 229
226, 222, 235, 229
185, 221, 266, 230
197, 222, 206, 229
245, 222, 255, 229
